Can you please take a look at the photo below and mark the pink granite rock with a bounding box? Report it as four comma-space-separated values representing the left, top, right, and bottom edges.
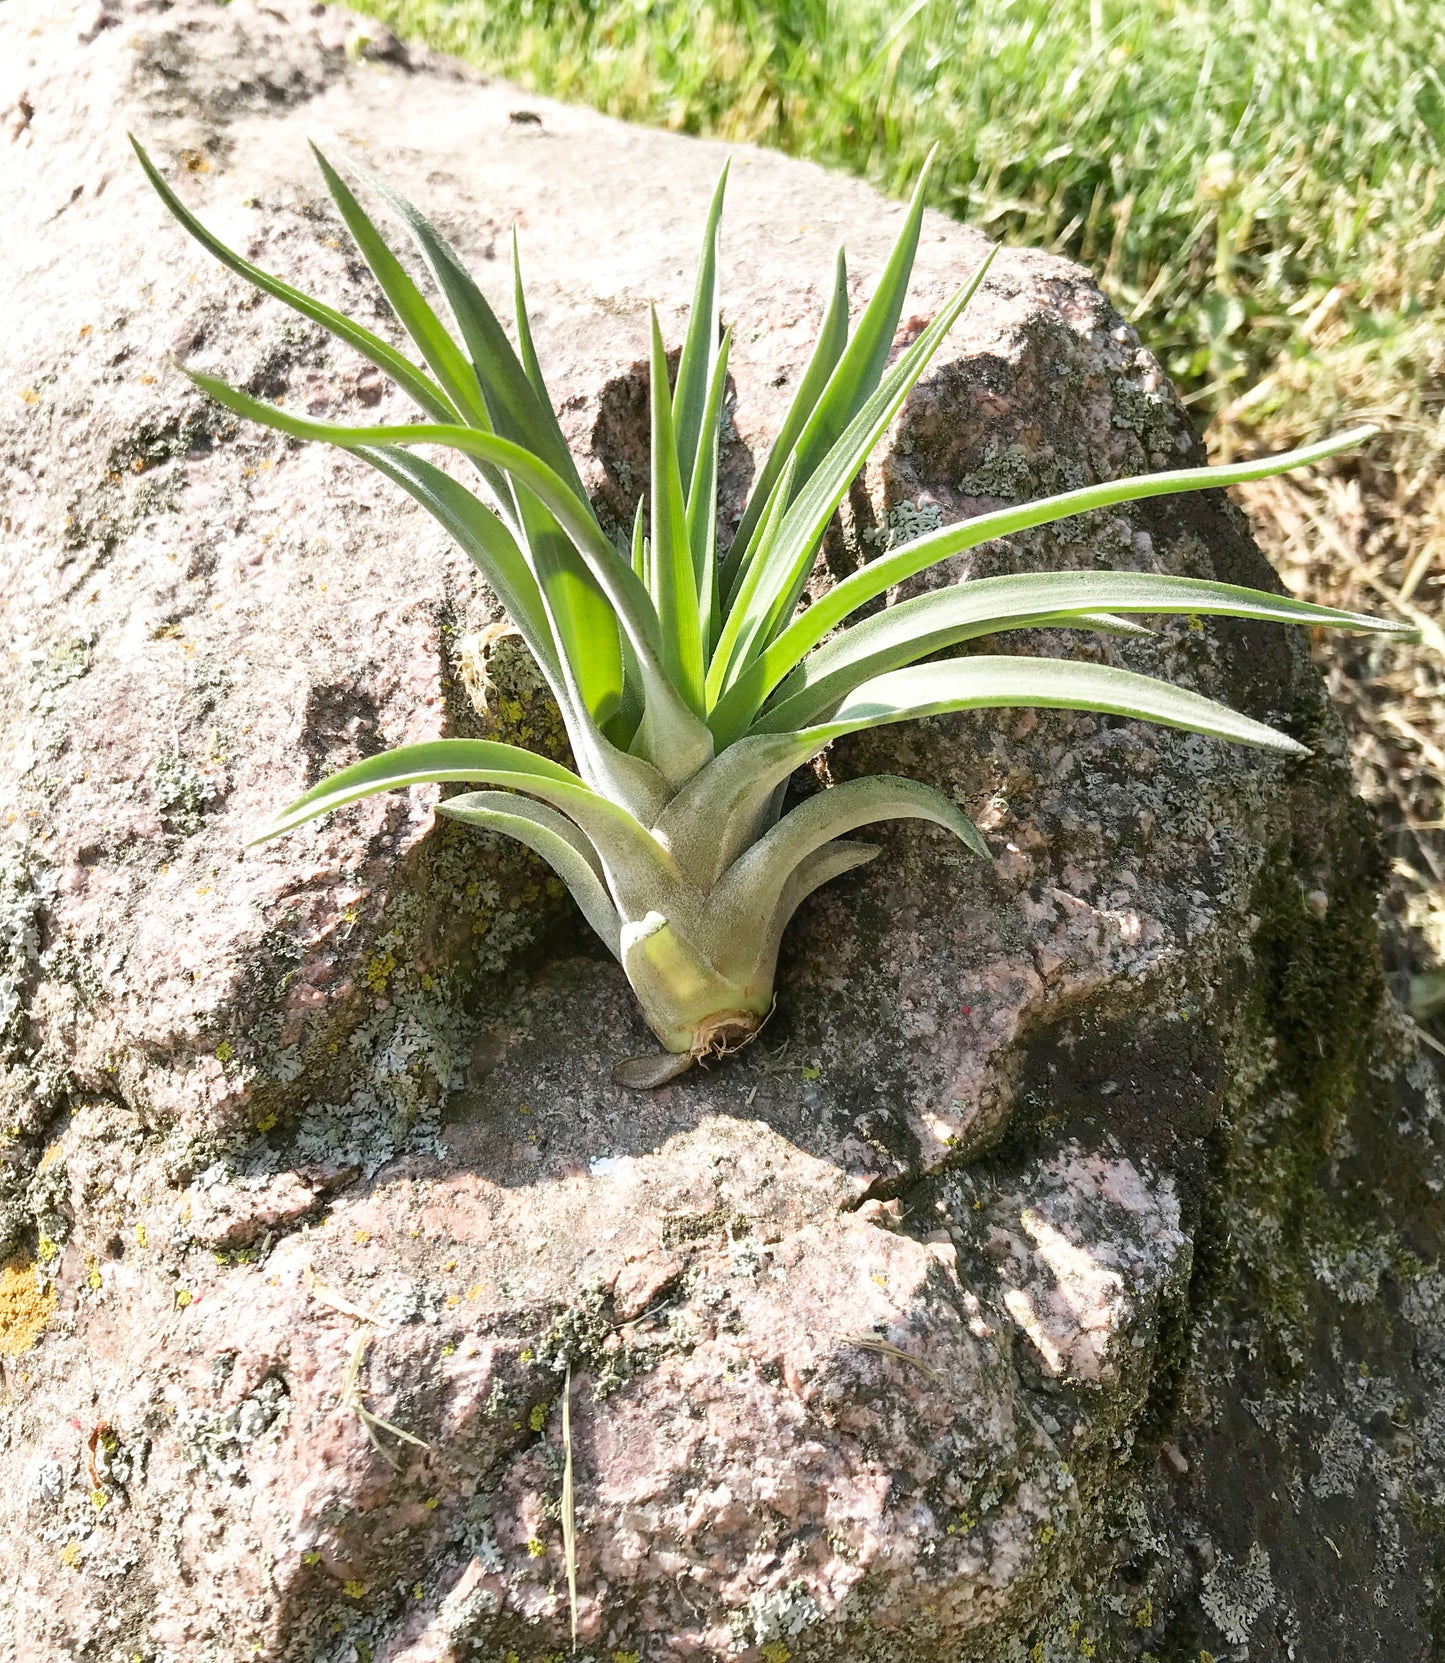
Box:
1, 1, 1442, 1660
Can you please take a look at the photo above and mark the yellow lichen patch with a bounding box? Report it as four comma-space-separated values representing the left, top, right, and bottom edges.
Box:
0, 1256, 57, 1355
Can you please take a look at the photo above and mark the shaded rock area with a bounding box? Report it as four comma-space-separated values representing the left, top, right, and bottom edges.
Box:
1, 0, 1442, 1658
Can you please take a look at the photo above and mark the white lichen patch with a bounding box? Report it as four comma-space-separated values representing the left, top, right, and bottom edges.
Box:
176, 1375, 289, 1484
1200, 1542, 1275, 1646
0, 843, 54, 1037
292, 993, 466, 1176
729, 1578, 822, 1651
861, 496, 943, 551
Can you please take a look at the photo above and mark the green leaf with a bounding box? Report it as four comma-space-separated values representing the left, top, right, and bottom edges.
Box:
706, 454, 799, 703
631, 496, 648, 582
308, 145, 490, 429
355, 158, 590, 500
803, 655, 1316, 756
512, 230, 551, 406
318, 152, 624, 725
704, 774, 984, 974
437, 791, 623, 960
723, 246, 851, 596
515, 489, 625, 730
649, 311, 705, 712
183, 371, 715, 784
129, 135, 456, 424
672, 164, 729, 500
689, 325, 733, 656
253, 738, 586, 842
784, 150, 939, 494
710, 251, 996, 703
351, 445, 561, 689
750, 426, 1392, 703
739, 568, 1401, 738
254, 737, 675, 907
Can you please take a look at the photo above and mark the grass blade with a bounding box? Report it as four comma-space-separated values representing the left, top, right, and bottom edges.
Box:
130, 135, 456, 424
561, 1364, 578, 1651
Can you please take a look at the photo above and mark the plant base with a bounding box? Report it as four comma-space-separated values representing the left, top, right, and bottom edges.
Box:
611, 1005, 767, 1089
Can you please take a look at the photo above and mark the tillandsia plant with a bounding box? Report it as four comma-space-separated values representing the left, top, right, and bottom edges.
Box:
134, 137, 1411, 1086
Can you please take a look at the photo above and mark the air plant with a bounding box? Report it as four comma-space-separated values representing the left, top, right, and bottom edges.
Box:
133, 138, 1409, 1085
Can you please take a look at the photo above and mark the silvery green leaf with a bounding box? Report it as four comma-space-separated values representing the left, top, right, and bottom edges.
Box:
653, 731, 827, 888
130, 136, 456, 425
351, 446, 561, 692
707, 454, 799, 703
704, 774, 984, 974
436, 791, 623, 960
308, 145, 491, 430
689, 325, 733, 656
783, 151, 939, 488
253, 739, 588, 842
351, 154, 590, 500
711, 249, 996, 697
183, 372, 715, 788
740, 568, 1401, 736
723, 246, 851, 595
807, 655, 1315, 755
728, 838, 880, 993
751, 425, 1399, 700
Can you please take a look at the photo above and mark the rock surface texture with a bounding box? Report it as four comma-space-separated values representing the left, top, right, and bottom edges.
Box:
2, 2, 1443, 1659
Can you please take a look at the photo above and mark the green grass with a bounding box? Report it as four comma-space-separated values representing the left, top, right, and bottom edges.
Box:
344, 0, 1443, 461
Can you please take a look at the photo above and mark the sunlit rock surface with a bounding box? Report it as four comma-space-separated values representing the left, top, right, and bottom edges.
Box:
1, 0, 1443, 1658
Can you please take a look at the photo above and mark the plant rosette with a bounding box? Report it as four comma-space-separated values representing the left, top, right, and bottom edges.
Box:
132, 138, 1412, 1085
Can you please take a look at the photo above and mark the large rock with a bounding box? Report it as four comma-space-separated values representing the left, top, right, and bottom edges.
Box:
1, 1, 1442, 1658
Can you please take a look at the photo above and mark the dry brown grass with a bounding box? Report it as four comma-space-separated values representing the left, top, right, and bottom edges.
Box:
1235, 439, 1445, 1020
